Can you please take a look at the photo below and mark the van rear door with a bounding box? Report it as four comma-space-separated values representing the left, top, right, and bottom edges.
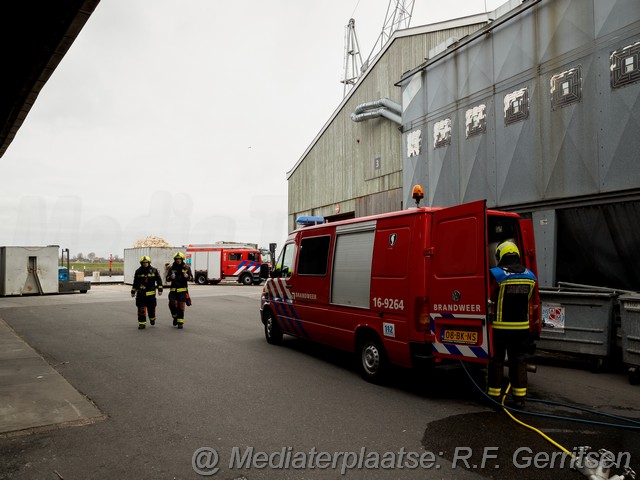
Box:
519, 218, 541, 336
430, 200, 490, 363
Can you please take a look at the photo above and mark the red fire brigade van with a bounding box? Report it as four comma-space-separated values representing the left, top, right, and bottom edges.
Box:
259, 197, 540, 382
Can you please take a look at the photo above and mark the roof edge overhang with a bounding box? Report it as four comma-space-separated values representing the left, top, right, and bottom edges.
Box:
0, 0, 101, 159
398, 0, 541, 85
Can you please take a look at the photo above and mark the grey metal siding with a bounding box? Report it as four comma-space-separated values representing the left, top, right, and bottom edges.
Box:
401, 0, 640, 210
400, 0, 640, 289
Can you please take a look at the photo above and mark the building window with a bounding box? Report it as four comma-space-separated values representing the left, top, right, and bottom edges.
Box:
433, 118, 452, 148
551, 66, 582, 110
465, 104, 486, 138
610, 41, 640, 88
504, 88, 529, 125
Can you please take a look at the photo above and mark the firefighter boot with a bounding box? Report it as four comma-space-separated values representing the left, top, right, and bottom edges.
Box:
488, 395, 503, 410
508, 396, 525, 409
177, 319, 184, 329
150, 317, 155, 326
172, 315, 178, 326
138, 322, 146, 330
487, 386, 503, 410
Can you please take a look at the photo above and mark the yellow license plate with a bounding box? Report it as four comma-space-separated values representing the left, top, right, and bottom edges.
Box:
442, 330, 478, 344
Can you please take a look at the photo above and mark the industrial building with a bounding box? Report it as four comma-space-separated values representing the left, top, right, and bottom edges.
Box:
287, 9, 495, 225
288, 0, 640, 291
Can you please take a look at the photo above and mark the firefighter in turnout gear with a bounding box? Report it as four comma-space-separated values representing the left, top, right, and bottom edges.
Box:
487, 241, 537, 409
166, 252, 193, 329
131, 256, 163, 329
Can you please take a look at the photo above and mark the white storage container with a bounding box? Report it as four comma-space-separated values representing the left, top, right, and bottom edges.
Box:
124, 247, 185, 285
0, 246, 59, 296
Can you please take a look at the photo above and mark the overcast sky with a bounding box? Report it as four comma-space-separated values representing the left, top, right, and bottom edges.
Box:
1, 0, 505, 258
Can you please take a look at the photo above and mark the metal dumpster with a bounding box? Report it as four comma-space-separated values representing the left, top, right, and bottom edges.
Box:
618, 294, 640, 384
537, 289, 617, 368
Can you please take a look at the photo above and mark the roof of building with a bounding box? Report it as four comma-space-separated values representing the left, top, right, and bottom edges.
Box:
0, 0, 100, 158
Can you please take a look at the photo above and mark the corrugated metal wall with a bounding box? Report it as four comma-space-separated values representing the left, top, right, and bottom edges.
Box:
401, 0, 640, 209
287, 20, 488, 232
400, 0, 640, 288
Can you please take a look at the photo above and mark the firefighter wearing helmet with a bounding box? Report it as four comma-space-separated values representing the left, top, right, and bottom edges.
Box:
130, 256, 164, 329
487, 240, 537, 409
166, 252, 193, 329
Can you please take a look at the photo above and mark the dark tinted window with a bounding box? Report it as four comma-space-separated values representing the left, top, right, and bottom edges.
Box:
298, 236, 330, 276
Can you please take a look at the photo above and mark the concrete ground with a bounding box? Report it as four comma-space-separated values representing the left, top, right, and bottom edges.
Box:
0, 318, 106, 436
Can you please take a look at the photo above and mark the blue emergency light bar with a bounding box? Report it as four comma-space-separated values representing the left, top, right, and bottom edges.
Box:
296, 216, 325, 227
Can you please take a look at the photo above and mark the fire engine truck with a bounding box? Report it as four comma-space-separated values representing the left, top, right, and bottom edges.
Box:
259, 191, 540, 382
186, 244, 268, 286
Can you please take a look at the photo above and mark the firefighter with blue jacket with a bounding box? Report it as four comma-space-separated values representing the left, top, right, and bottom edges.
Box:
131, 256, 163, 329
487, 241, 537, 409
166, 252, 193, 329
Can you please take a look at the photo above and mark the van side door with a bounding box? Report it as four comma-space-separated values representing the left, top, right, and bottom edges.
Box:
430, 200, 490, 363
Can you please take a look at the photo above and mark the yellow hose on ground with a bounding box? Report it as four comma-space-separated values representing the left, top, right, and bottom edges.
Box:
501, 384, 574, 456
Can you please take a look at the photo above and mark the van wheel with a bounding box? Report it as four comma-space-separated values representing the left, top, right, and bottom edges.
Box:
264, 311, 283, 345
196, 274, 208, 285
358, 336, 388, 383
241, 274, 253, 286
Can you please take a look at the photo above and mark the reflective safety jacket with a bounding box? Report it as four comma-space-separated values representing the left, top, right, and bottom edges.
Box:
166, 262, 193, 294
489, 266, 536, 330
131, 266, 163, 297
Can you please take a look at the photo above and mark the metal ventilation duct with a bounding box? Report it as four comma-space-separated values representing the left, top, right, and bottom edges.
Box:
351, 98, 402, 125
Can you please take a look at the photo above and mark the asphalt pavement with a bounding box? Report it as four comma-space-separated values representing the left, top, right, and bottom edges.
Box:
0, 284, 638, 480
0, 282, 258, 439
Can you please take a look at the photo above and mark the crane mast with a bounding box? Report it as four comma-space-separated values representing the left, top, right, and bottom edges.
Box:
341, 18, 363, 97
341, 0, 415, 94
369, 0, 415, 63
